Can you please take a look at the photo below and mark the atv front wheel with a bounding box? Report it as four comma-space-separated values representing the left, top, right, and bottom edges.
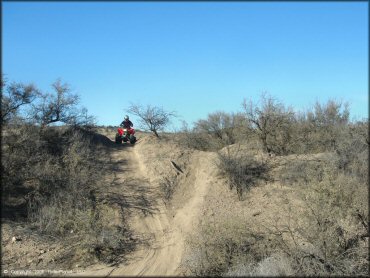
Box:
129, 135, 136, 144
115, 134, 122, 144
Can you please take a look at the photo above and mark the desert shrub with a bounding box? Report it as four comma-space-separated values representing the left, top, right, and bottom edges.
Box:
263, 170, 368, 276
26, 128, 102, 233
177, 129, 217, 151
271, 136, 368, 275
181, 213, 298, 277
176, 120, 224, 151
1, 124, 43, 204
225, 253, 295, 276
2, 78, 96, 215
277, 156, 331, 186
29, 79, 95, 127
1, 78, 132, 265
181, 216, 274, 276
217, 146, 269, 200
310, 100, 350, 152
242, 93, 296, 155
85, 203, 135, 265
290, 100, 351, 154
334, 121, 368, 183
187, 169, 368, 276
1, 79, 38, 124
2, 124, 134, 264
29, 191, 93, 235
194, 111, 249, 147
241, 96, 356, 155
178, 113, 253, 151
277, 120, 368, 187
160, 176, 178, 203
191, 143, 368, 276
127, 103, 176, 137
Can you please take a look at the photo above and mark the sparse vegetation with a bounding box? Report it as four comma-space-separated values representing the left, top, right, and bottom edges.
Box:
242, 93, 296, 155
1, 78, 133, 267
217, 145, 270, 200
1, 79, 38, 124
178, 112, 253, 151
181, 215, 278, 276
179, 93, 368, 276
127, 103, 176, 137
182, 165, 368, 276
2, 77, 368, 276
160, 176, 178, 203
194, 111, 247, 146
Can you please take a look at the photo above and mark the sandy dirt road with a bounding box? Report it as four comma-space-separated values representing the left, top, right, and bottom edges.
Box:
77, 138, 217, 277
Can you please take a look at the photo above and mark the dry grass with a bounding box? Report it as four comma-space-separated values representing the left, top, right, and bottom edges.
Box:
217, 145, 270, 200
182, 129, 368, 276
2, 125, 134, 267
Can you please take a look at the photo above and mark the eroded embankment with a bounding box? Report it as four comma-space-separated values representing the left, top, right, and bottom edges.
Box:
78, 133, 218, 276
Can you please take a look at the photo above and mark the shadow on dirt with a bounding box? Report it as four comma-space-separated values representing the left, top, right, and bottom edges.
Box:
1, 128, 150, 268
89, 132, 160, 264
1, 202, 28, 220
101, 172, 160, 218
85, 131, 154, 215
1, 185, 33, 220
79, 127, 137, 149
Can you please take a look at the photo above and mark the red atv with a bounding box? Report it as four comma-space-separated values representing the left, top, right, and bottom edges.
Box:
115, 127, 137, 144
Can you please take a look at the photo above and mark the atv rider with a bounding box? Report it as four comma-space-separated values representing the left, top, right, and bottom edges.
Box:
120, 115, 133, 129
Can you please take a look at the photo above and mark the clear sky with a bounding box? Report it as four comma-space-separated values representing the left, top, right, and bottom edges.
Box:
2, 1, 368, 128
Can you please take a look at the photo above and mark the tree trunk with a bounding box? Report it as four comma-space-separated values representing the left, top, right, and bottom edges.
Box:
152, 129, 159, 138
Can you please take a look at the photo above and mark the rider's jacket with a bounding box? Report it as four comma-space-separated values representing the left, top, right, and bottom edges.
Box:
121, 120, 133, 129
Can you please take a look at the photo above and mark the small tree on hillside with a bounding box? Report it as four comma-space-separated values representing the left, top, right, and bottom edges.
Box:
127, 103, 176, 137
311, 100, 350, 150
242, 93, 295, 155
1, 79, 38, 124
30, 79, 88, 128
194, 111, 248, 146
292, 100, 351, 153
76, 107, 97, 129
38, 79, 78, 126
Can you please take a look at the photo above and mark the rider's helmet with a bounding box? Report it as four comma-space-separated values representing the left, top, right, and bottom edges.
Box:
124, 115, 129, 121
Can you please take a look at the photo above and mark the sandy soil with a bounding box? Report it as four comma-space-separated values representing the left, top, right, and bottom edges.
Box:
3, 129, 344, 277
76, 132, 218, 276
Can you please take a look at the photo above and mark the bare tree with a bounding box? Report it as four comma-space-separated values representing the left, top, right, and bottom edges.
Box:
76, 107, 96, 129
242, 93, 295, 155
313, 99, 350, 126
31, 79, 80, 127
194, 111, 247, 146
292, 100, 351, 153
195, 111, 232, 141
127, 103, 176, 137
312, 100, 350, 150
1, 79, 38, 124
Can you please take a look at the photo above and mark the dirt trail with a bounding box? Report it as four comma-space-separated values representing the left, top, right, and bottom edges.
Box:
78, 139, 217, 276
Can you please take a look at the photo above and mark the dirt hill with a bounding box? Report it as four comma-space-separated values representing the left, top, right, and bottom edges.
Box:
2, 128, 368, 276
72, 130, 220, 276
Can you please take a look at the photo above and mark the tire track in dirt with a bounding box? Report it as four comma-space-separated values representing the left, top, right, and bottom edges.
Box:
77, 139, 218, 276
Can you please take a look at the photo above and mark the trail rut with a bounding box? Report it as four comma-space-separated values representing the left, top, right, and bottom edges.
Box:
78, 139, 217, 276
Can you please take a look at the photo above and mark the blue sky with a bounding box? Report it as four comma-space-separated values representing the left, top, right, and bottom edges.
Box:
2, 1, 368, 128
